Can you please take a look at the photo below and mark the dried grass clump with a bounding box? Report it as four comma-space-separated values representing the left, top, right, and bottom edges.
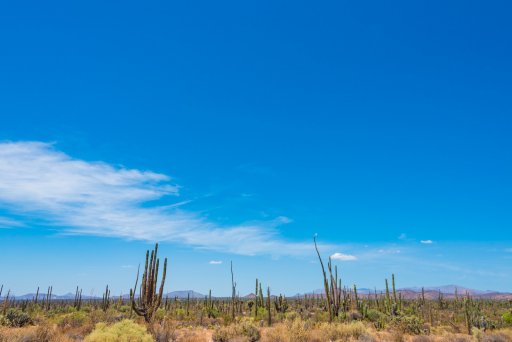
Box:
212, 321, 261, 342
150, 320, 178, 342
0, 324, 72, 342
317, 321, 368, 341
263, 319, 372, 342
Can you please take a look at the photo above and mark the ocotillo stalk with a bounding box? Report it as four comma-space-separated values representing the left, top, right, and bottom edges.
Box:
130, 243, 168, 323
314, 235, 333, 322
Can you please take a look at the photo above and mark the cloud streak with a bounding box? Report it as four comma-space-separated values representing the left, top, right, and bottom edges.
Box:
0, 141, 317, 256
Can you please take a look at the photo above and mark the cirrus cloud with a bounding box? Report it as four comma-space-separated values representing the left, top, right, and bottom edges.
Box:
0, 141, 321, 256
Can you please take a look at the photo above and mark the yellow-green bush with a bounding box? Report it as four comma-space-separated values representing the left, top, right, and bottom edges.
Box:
84, 319, 153, 342
58, 310, 88, 328
502, 311, 512, 325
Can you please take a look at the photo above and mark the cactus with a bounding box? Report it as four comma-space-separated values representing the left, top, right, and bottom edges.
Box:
74, 286, 82, 310
45, 286, 52, 311
2, 289, 10, 314
313, 236, 346, 322
231, 261, 236, 320
274, 294, 288, 313
267, 286, 272, 326
254, 279, 259, 318
102, 285, 110, 312
385, 279, 390, 314
34, 287, 39, 305
464, 296, 472, 334
186, 293, 190, 316
130, 243, 168, 323
392, 274, 397, 305
259, 286, 264, 311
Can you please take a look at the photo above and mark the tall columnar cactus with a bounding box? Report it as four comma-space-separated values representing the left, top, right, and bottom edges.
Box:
314, 236, 333, 322
314, 235, 343, 321
34, 287, 40, 305
274, 294, 288, 313
259, 286, 264, 311
186, 293, 190, 316
254, 279, 260, 318
392, 274, 397, 305
74, 286, 82, 310
45, 286, 52, 311
464, 296, 472, 335
353, 284, 360, 312
102, 285, 110, 312
130, 243, 168, 323
385, 279, 391, 314
267, 286, 272, 326
231, 261, 236, 321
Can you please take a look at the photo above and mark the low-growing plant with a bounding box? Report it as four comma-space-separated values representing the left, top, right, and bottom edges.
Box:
213, 321, 260, 342
84, 319, 153, 342
4, 308, 32, 327
391, 315, 424, 335
502, 311, 512, 325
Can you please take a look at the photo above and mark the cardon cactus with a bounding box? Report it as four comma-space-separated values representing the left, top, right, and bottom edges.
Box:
130, 243, 167, 323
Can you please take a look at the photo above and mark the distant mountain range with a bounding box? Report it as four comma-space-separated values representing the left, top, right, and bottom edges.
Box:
3, 286, 511, 301
2, 290, 205, 301
291, 285, 512, 300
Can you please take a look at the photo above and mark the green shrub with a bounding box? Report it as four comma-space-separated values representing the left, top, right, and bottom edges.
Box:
84, 319, 153, 342
4, 308, 32, 327
366, 309, 385, 323
58, 310, 88, 328
502, 311, 512, 325
391, 315, 423, 335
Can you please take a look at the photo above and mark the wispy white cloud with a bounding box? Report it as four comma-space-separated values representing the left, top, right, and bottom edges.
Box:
209, 260, 222, 265
378, 248, 401, 254
0, 216, 24, 228
420, 240, 433, 244
330, 252, 357, 261
0, 141, 318, 256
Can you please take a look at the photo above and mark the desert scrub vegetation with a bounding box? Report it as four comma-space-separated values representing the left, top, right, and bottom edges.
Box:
0, 241, 510, 341
213, 320, 260, 342
85, 319, 153, 342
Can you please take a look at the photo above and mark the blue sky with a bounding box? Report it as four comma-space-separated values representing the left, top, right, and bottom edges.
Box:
0, 0, 511, 296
